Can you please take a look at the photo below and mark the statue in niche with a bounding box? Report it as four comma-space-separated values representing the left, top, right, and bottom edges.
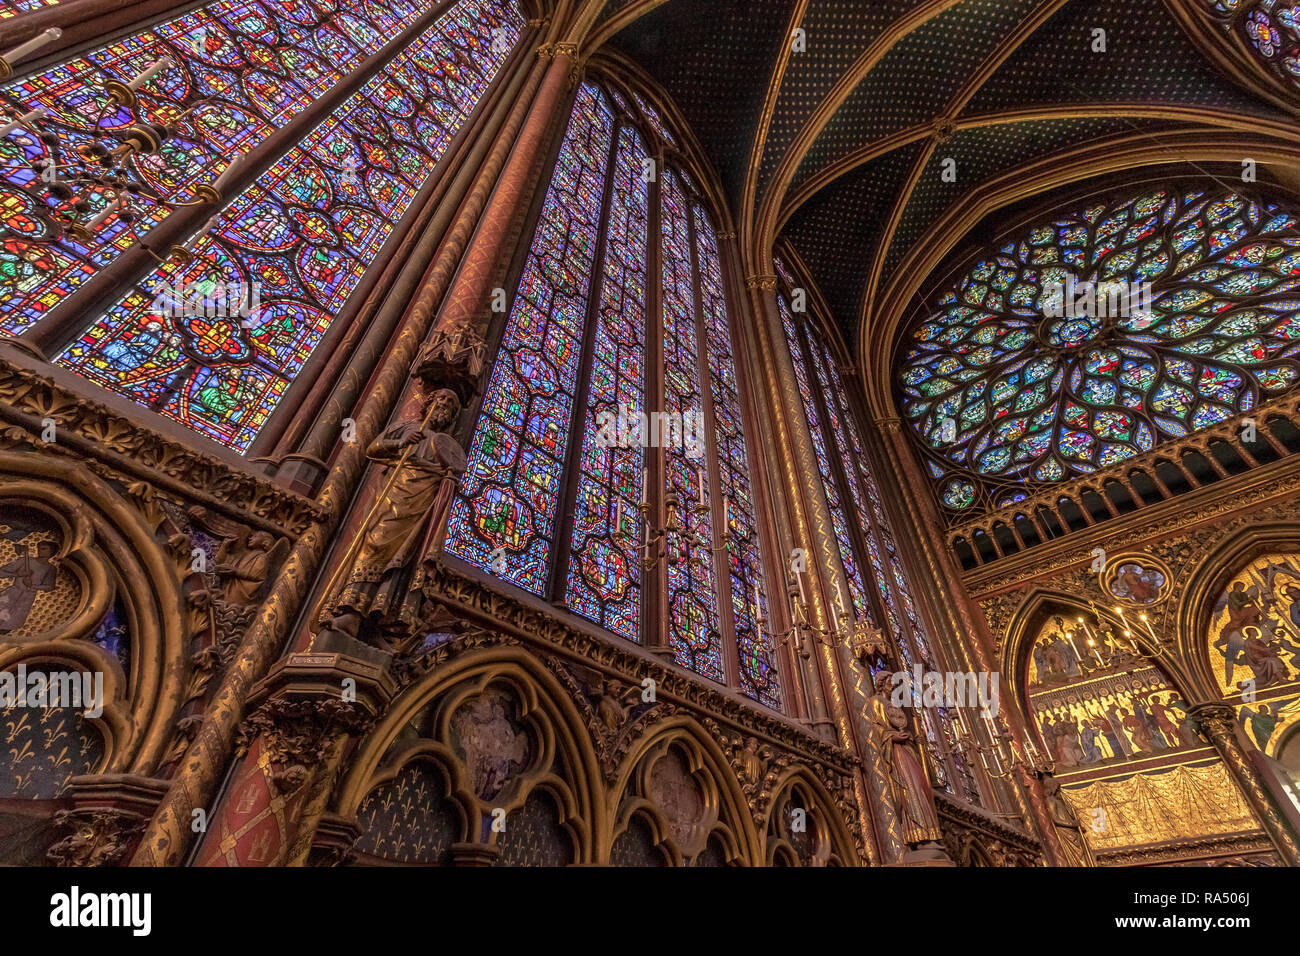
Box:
867, 670, 945, 853
1041, 773, 1097, 867
315, 387, 465, 652
215, 531, 286, 607
0, 539, 59, 634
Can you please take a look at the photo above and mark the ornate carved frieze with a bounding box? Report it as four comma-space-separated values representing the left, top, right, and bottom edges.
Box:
0, 357, 324, 536
935, 792, 1042, 867
416, 561, 857, 778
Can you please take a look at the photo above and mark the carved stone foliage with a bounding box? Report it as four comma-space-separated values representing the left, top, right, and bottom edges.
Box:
935, 793, 1043, 867
416, 561, 856, 778
0, 359, 324, 535
236, 698, 374, 798
46, 808, 147, 867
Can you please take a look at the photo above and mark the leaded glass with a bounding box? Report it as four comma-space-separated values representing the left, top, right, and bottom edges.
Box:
1204, 0, 1300, 91
1, 0, 431, 332
446, 81, 613, 592
631, 90, 674, 146
563, 122, 649, 639
695, 204, 779, 707
56, 0, 521, 451
780, 295, 870, 620
899, 186, 1300, 511
661, 168, 722, 682
0, 0, 62, 20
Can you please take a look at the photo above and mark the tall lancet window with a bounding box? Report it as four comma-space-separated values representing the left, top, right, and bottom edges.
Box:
1, 0, 523, 450
776, 255, 982, 804
446, 81, 781, 708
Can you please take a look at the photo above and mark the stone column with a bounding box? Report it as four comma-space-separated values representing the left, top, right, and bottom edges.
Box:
192, 653, 392, 867
874, 416, 1066, 865
1191, 701, 1300, 865
744, 271, 897, 865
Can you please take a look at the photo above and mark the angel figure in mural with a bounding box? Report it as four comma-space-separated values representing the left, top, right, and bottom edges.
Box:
1041, 773, 1096, 867
867, 670, 944, 851
0, 540, 59, 633
315, 387, 466, 652
1241, 626, 1288, 689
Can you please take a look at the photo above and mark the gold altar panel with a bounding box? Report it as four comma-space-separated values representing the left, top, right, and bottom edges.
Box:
1062, 761, 1258, 852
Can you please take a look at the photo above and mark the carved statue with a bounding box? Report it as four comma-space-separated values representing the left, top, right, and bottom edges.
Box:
316, 388, 466, 651
1041, 773, 1097, 867
215, 530, 285, 607
868, 669, 945, 849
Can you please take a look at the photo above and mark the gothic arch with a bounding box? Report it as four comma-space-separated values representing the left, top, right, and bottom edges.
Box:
607, 717, 758, 866
761, 766, 858, 867
335, 646, 603, 864
871, 134, 1300, 419
1176, 522, 1300, 703
0, 449, 187, 782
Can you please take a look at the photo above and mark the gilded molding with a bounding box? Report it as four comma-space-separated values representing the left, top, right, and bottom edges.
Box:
0, 358, 324, 536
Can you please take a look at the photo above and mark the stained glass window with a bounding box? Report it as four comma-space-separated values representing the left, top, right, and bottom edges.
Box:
51, 0, 522, 451
899, 186, 1300, 513
660, 168, 722, 682
779, 293, 870, 621
447, 82, 779, 705
447, 82, 613, 592
563, 121, 648, 640
0, 0, 62, 19
2, 0, 433, 333
696, 206, 778, 707
1203, 0, 1300, 92
779, 255, 981, 802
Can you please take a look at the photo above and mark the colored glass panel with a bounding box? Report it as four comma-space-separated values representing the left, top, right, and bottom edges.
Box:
695, 204, 779, 707
57, 0, 522, 450
0, 0, 63, 20
630, 90, 674, 146
446, 82, 613, 592
660, 168, 722, 682
1204, 0, 1300, 91
1, 0, 432, 331
779, 296, 870, 620
900, 186, 1300, 510
563, 122, 649, 639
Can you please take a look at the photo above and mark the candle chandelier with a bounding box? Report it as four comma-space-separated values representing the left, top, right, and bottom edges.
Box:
0, 29, 229, 263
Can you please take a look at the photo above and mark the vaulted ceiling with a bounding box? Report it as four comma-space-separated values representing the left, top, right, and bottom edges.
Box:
596, 0, 1291, 367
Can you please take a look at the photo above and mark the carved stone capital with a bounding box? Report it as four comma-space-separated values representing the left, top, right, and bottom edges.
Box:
1189, 702, 1238, 742
536, 41, 579, 61
47, 808, 148, 867
416, 323, 488, 403
745, 274, 778, 291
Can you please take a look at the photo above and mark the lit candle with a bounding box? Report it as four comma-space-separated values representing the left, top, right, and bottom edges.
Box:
0, 107, 46, 139
125, 55, 173, 93
981, 708, 999, 740
954, 706, 974, 740
695, 464, 705, 508
640, 466, 647, 508
752, 582, 762, 623
2, 28, 62, 66
82, 198, 121, 232
613, 497, 622, 537
796, 570, 811, 609
1087, 638, 1104, 667
211, 155, 244, 195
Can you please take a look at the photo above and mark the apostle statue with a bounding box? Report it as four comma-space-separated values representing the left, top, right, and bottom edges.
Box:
1041, 772, 1097, 866
868, 669, 945, 850
315, 387, 466, 653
